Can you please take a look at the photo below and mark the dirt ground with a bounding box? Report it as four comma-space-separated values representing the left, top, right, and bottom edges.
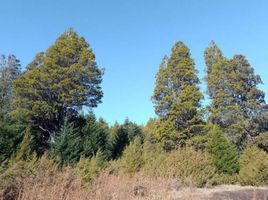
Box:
172, 185, 268, 200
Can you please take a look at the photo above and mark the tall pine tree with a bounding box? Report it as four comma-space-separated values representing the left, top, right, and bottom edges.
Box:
152, 41, 203, 150
205, 41, 268, 147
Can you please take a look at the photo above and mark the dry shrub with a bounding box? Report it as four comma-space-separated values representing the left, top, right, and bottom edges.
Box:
211, 173, 239, 185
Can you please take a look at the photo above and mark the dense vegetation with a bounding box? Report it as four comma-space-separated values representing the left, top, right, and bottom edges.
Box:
0, 29, 268, 198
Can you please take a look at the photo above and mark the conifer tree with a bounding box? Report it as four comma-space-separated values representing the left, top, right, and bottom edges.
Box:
120, 137, 144, 174
207, 125, 239, 174
205, 42, 268, 146
152, 42, 203, 150
110, 123, 129, 159
12, 29, 103, 147
8, 125, 32, 166
51, 119, 81, 166
230, 55, 268, 137
81, 113, 111, 159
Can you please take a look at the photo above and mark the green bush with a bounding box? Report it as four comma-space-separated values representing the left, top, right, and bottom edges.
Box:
75, 151, 107, 182
118, 137, 144, 174
239, 146, 268, 186
142, 148, 216, 187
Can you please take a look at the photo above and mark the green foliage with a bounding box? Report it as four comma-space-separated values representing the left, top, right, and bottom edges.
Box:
119, 137, 144, 174
0, 121, 24, 165
75, 151, 107, 182
12, 29, 103, 149
152, 42, 203, 151
8, 125, 32, 166
186, 135, 209, 151
239, 146, 268, 186
207, 126, 239, 174
110, 120, 142, 159
205, 42, 268, 147
51, 119, 81, 166
82, 113, 112, 159
141, 148, 216, 187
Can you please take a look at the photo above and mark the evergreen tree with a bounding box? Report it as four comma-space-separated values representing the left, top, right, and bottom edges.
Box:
152, 42, 203, 150
207, 125, 239, 174
81, 113, 111, 159
0, 121, 24, 164
12, 29, 103, 149
205, 42, 268, 146
123, 118, 143, 142
51, 119, 81, 166
231, 55, 268, 137
120, 137, 144, 174
110, 123, 129, 159
8, 125, 32, 166
0, 55, 21, 121
204, 41, 242, 143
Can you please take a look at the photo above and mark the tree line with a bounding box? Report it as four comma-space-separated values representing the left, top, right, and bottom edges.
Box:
0, 29, 268, 184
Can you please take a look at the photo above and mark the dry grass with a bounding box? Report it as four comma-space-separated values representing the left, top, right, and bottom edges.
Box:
1, 156, 268, 200
2, 168, 268, 200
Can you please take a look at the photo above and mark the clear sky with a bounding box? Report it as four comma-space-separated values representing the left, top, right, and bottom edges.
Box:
0, 0, 268, 125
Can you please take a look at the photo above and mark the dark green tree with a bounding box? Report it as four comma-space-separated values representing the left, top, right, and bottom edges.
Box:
123, 118, 143, 142
51, 119, 81, 166
12, 29, 104, 149
207, 125, 239, 174
0, 121, 24, 165
152, 42, 203, 150
110, 123, 129, 159
8, 125, 33, 166
81, 113, 111, 159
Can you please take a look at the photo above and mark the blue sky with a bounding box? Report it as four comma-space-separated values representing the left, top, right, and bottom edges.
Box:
1, 0, 268, 125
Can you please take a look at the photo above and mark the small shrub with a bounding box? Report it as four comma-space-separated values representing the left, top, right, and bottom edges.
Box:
118, 137, 144, 174
75, 151, 107, 182
141, 148, 216, 187
239, 146, 268, 186
212, 173, 239, 185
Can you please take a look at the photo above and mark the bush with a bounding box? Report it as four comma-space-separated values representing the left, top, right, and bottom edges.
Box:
118, 137, 144, 174
239, 146, 268, 186
212, 173, 239, 185
141, 148, 216, 187
0, 154, 60, 199
75, 151, 107, 182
